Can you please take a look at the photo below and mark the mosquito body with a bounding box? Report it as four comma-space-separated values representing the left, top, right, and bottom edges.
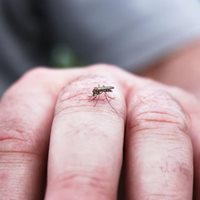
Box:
89, 85, 115, 105
88, 84, 119, 115
92, 85, 114, 97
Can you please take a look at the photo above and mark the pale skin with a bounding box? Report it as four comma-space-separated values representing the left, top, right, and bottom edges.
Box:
0, 63, 200, 199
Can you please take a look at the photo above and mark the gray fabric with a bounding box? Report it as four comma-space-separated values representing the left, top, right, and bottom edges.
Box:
45, 0, 200, 71
0, 0, 51, 95
1, 0, 200, 95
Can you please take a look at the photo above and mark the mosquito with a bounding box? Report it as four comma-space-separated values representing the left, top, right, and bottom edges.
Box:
89, 84, 115, 107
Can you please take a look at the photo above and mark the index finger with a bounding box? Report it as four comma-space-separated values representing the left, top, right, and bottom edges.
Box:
0, 67, 81, 199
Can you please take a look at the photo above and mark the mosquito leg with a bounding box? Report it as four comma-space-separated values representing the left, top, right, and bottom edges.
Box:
104, 92, 118, 114
93, 94, 100, 107
106, 93, 115, 100
88, 95, 99, 106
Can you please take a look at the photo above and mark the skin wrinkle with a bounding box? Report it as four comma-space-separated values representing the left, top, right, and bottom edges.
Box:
0, 99, 48, 141
134, 110, 179, 120
131, 119, 189, 137
125, 81, 193, 199
0, 102, 52, 154
0, 134, 27, 142
0, 150, 42, 158
0, 119, 49, 155
127, 110, 189, 139
127, 101, 192, 152
126, 86, 190, 135
0, 112, 32, 144
125, 77, 192, 127
0, 153, 36, 166
0, 103, 54, 157
47, 158, 117, 199
50, 170, 112, 194
146, 193, 178, 200
55, 74, 125, 120
55, 93, 122, 118
132, 108, 187, 131
0, 120, 31, 141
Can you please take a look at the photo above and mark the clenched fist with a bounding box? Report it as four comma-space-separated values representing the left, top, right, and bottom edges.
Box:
0, 65, 199, 200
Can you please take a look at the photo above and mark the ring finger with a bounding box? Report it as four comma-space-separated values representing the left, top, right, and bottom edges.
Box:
125, 81, 193, 200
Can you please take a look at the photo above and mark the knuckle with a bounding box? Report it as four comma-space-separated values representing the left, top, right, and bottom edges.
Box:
21, 66, 50, 80
1, 66, 53, 99
0, 118, 42, 156
131, 89, 190, 137
54, 80, 89, 116
54, 74, 125, 119
50, 171, 113, 198
0, 137, 40, 171
87, 63, 119, 75
146, 193, 181, 200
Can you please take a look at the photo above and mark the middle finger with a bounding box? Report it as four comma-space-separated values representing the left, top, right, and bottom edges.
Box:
45, 73, 126, 200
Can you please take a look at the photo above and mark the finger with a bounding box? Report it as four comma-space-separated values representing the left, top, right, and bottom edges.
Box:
45, 73, 126, 200
162, 86, 200, 200
0, 68, 78, 199
125, 83, 193, 200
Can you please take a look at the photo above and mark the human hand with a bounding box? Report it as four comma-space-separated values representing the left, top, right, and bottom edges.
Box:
0, 65, 199, 199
